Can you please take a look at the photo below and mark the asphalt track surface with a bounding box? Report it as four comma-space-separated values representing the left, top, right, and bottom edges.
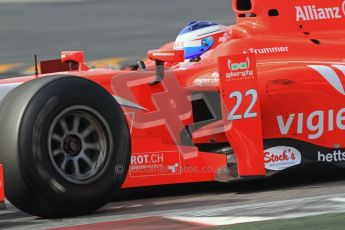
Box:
1, 0, 345, 229
3, 165, 345, 229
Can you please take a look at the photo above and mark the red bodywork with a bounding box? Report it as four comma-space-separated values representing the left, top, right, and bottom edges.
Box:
2, 0, 345, 188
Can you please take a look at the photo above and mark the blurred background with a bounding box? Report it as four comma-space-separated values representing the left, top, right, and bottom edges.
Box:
0, 0, 234, 70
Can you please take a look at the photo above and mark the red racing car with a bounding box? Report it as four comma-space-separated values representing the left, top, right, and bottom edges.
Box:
1, 0, 345, 217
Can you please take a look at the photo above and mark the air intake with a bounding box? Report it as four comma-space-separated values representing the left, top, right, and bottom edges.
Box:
236, 0, 252, 11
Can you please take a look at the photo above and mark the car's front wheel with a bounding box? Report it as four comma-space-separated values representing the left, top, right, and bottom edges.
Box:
0, 75, 131, 218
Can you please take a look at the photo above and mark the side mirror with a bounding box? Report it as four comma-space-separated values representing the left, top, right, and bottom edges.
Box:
147, 49, 184, 85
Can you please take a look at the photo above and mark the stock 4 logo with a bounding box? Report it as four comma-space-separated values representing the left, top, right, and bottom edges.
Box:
264, 146, 302, 171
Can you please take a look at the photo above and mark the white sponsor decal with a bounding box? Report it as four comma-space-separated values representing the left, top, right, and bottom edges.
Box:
129, 151, 182, 177
318, 150, 345, 162
131, 153, 164, 165
194, 78, 219, 86
245, 46, 289, 55
295, 2, 345, 21
227, 89, 258, 121
226, 57, 253, 78
193, 72, 219, 86
276, 64, 345, 140
277, 108, 345, 140
113, 95, 147, 111
308, 65, 345, 96
167, 163, 180, 173
264, 146, 302, 170
153, 52, 175, 57
174, 40, 201, 50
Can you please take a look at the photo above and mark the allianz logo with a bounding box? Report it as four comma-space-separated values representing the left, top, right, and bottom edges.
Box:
295, 2, 345, 21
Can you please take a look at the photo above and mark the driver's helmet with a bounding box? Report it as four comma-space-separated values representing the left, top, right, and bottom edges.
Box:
174, 21, 228, 59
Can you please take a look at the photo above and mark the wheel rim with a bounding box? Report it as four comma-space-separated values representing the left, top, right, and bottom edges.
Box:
47, 105, 112, 184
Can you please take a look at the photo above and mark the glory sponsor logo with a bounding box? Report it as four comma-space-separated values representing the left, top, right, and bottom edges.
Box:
264, 146, 302, 170
318, 150, 345, 162
295, 2, 345, 21
226, 57, 253, 78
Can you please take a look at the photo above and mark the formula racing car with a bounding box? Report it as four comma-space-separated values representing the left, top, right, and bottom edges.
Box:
1, 0, 345, 217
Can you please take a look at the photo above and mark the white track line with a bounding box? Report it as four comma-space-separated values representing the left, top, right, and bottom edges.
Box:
3, 194, 345, 229
166, 216, 274, 226
328, 198, 345, 202
127, 204, 143, 208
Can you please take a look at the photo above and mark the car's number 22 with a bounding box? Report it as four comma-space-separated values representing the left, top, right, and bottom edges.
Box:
227, 89, 258, 121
